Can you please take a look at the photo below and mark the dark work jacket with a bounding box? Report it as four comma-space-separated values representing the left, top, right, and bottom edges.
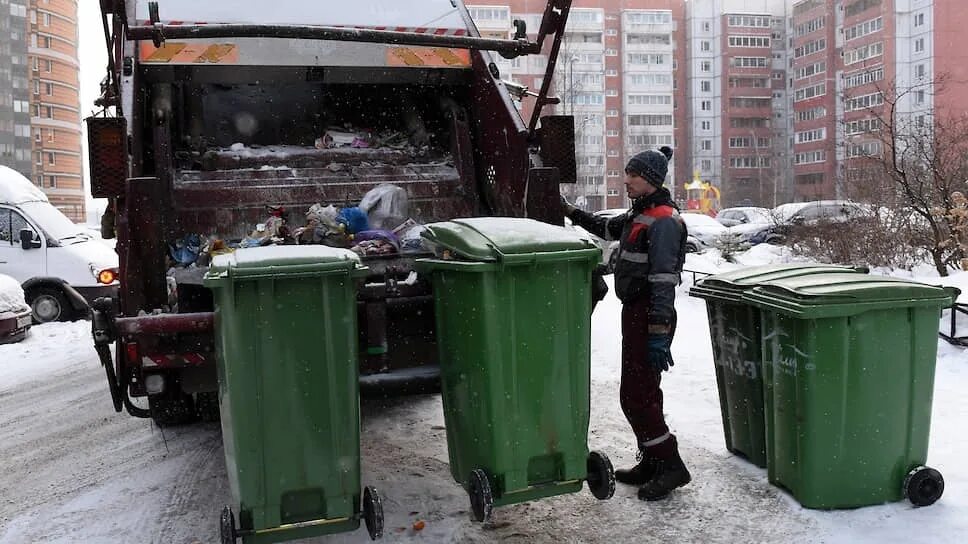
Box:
568, 190, 687, 325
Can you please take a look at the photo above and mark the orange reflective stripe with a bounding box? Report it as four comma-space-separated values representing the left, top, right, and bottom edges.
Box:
140, 42, 239, 64
387, 46, 470, 67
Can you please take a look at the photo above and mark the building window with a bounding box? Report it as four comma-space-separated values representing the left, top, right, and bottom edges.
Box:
45, 82, 53, 95
607, 109, 619, 117
607, 170, 620, 177
728, 36, 771, 48
34, 131, 41, 144
916, 90, 925, 104
916, 64, 926, 79
607, 129, 619, 137
607, 188, 619, 197
701, 61, 711, 72
914, 13, 925, 27
702, 22, 711, 32
700, 80, 712, 92
727, 15, 770, 28
700, 40, 711, 52
700, 100, 712, 111
844, 16, 883, 41
607, 150, 619, 157
701, 121, 711, 130
793, 38, 826, 58
701, 140, 712, 151
605, 89, 618, 97
844, 67, 884, 89
627, 114, 673, 126
47, 129, 55, 142
606, 69, 618, 77
701, 160, 712, 171
32, 57, 38, 72
915, 38, 925, 53
605, 49, 618, 56
48, 175, 57, 188
43, 12, 51, 26
47, 152, 55, 165
45, 106, 53, 118
606, 29, 617, 36
42, 36, 51, 48
731, 56, 768, 68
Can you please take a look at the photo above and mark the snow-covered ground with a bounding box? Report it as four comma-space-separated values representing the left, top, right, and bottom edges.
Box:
1, 245, 967, 543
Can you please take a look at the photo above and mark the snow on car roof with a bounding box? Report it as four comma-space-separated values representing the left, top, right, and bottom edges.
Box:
133, 0, 470, 32
0, 274, 28, 314
0, 165, 48, 206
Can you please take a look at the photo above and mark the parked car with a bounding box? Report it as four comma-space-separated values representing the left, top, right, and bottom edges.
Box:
0, 273, 32, 344
716, 206, 772, 227
747, 200, 872, 245
681, 212, 728, 249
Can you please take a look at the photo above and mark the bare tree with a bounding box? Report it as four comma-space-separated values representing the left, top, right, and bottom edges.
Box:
840, 75, 968, 276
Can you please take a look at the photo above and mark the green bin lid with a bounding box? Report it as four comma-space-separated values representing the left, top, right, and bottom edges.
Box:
204, 245, 363, 284
689, 263, 866, 302
420, 217, 599, 262
741, 273, 956, 318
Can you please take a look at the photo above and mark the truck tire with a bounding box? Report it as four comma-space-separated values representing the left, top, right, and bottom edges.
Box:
28, 287, 73, 323
149, 389, 198, 427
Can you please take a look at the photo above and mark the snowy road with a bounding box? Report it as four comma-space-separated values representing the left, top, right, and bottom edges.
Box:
2, 254, 967, 543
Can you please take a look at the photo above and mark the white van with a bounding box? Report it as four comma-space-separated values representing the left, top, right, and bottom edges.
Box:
0, 165, 119, 322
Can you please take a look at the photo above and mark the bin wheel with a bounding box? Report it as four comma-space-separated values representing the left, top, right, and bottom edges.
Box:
363, 486, 384, 540
219, 505, 237, 544
586, 450, 616, 500
904, 466, 944, 507
468, 469, 493, 523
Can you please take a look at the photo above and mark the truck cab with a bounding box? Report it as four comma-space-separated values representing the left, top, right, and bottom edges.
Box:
0, 166, 119, 322
89, 0, 577, 424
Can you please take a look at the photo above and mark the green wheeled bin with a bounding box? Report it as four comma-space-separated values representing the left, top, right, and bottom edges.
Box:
204, 246, 384, 543
689, 264, 867, 468
742, 273, 957, 509
416, 218, 615, 522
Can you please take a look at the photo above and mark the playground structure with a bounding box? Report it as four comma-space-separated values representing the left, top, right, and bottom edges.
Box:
684, 171, 721, 217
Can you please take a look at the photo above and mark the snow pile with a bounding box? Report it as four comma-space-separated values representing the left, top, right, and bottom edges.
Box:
0, 274, 28, 314
0, 321, 94, 394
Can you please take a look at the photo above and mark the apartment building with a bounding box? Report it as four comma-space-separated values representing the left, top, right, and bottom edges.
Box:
686, 0, 790, 208
468, 1, 686, 212
27, 0, 83, 221
0, 0, 32, 176
789, 0, 968, 202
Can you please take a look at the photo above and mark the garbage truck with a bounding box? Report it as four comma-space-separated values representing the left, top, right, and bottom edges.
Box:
88, 0, 579, 425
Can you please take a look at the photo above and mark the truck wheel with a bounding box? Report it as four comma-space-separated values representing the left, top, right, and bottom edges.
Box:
149, 389, 198, 427
29, 287, 72, 323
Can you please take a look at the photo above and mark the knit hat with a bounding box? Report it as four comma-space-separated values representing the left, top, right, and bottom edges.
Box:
626, 146, 674, 188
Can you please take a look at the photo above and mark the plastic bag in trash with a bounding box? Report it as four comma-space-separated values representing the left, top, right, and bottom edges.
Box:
170, 234, 203, 265
306, 203, 341, 230
337, 207, 370, 234
359, 184, 409, 230
392, 218, 428, 253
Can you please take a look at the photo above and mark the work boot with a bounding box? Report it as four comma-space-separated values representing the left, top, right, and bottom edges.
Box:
637, 454, 691, 501
615, 452, 658, 486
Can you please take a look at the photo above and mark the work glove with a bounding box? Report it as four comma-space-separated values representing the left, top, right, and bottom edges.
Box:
560, 194, 577, 216
647, 334, 674, 372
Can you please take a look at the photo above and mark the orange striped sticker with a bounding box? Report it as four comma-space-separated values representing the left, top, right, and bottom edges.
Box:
387, 46, 470, 68
140, 42, 239, 64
